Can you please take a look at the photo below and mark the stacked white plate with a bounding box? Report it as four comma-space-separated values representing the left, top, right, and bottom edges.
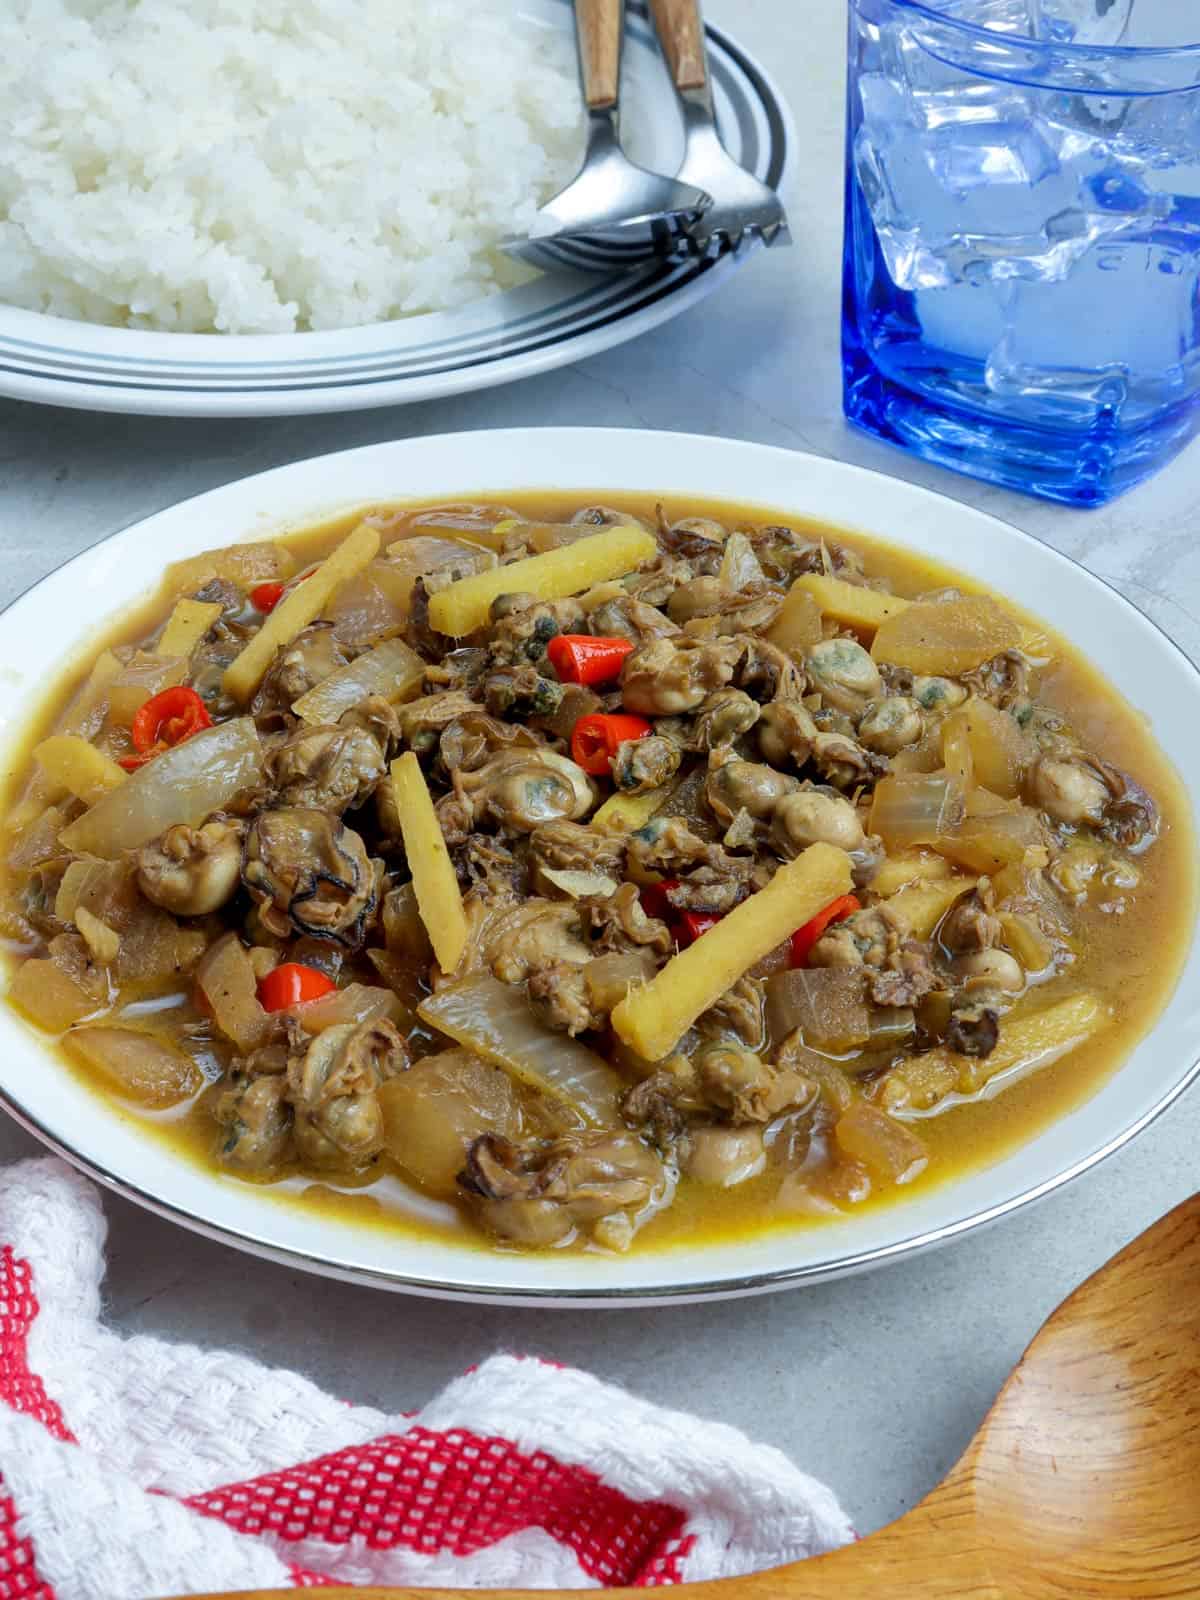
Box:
0, 3, 791, 418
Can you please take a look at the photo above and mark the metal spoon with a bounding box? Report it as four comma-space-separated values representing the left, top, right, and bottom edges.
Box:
182, 1189, 1200, 1599
501, 0, 709, 274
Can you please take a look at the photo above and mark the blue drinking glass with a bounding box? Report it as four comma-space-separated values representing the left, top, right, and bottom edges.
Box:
842, 0, 1200, 506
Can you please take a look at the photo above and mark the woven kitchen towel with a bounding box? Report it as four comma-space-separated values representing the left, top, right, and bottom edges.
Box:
0, 1157, 852, 1600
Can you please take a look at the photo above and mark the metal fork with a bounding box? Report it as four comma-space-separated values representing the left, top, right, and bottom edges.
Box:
648, 0, 790, 259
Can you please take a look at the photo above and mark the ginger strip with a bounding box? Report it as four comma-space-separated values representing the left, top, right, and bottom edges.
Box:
885, 874, 977, 940
156, 598, 222, 658
763, 582, 823, 654
998, 911, 1055, 974
292, 635, 424, 725
591, 785, 670, 833
870, 851, 953, 898
427, 524, 657, 636
793, 574, 910, 635
60, 648, 123, 738
196, 932, 271, 1054
11, 649, 125, 829
612, 842, 853, 1062
871, 595, 1023, 675
33, 735, 126, 807
390, 753, 468, 974
876, 992, 1105, 1113
222, 522, 380, 702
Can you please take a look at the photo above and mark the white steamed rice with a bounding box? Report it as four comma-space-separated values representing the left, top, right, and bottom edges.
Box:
0, 1, 582, 333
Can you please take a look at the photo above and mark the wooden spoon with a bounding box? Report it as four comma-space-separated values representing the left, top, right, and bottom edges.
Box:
187, 1193, 1200, 1600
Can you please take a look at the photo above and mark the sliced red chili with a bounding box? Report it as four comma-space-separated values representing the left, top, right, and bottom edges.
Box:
129, 687, 208, 752
674, 910, 723, 947
789, 894, 862, 968
546, 634, 634, 687
118, 748, 161, 772
121, 686, 213, 769
570, 712, 653, 776
251, 568, 313, 614
639, 878, 681, 921
250, 581, 286, 613
257, 962, 337, 1012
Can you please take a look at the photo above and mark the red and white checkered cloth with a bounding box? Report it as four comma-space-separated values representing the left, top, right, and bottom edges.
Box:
0, 1157, 851, 1600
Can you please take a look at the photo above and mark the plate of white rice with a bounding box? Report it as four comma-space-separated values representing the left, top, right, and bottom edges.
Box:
0, 0, 790, 417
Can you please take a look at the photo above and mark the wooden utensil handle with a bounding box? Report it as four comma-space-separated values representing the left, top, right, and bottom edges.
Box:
575, 0, 623, 110
649, 0, 708, 92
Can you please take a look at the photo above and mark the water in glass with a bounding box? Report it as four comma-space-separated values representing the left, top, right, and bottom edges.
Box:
843, 0, 1200, 504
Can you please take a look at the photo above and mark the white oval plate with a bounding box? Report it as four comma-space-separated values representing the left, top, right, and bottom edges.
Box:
0, 3, 790, 420
1, 429, 1197, 1305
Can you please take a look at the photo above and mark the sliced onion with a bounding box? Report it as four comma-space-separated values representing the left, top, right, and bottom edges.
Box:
383, 503, 520, 552
934, 807, 1045, 875
871, 596, 1022, 675
869, 772, 966, 852
718, 531, 765, 592
107, 652, 188, 728
7, 806, 66, 874
64, 1025, 201, 1108
765, 968, 871, 1055
520, 522, 604, 554
379, 1050, 521, 1198
381, 883, 433, 962
834, 1100, 928, 1185
59, 717, 262, 858
323, 573, 407, 652
54, 860, 106, 924
955, 699, 1029, 799
540, 867, 619, 900
291, 636, 424, 724
418, 972, 621, 1127
374, 540, 497, 614
290, 982, 402, 1034
165, 541, 294, 600
869, 1006, 916, 1048
8, 957, 102, 1032
196, 932, 269, 1054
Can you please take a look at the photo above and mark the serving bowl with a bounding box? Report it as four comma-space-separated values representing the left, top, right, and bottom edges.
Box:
1, 428, 1197, 1305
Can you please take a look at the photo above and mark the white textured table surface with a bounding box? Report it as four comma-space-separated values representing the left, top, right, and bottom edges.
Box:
1, 0, 1198, 1543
